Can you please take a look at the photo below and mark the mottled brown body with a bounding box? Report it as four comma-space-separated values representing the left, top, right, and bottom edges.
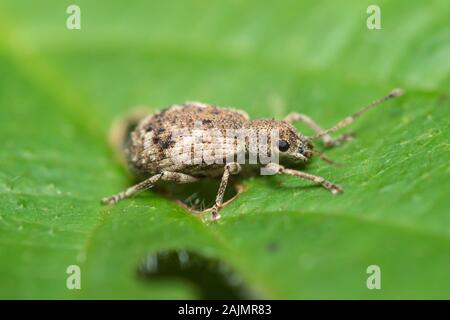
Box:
126, 102, 310, 178
127, 103, 247, 177
102, 89, 403, 221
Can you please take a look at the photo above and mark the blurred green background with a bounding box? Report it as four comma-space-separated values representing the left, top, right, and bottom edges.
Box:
0, 0, 449, 299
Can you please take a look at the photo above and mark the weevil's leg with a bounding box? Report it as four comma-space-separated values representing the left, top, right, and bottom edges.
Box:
211, 163, 241, 221
102, 171, 198, 205
159, 171, 199, 183
220, 182, 245, 208
311, 89, 404, 140
102, 173, 162, 205
284, 112, 353, 147
265, 163, 343, 194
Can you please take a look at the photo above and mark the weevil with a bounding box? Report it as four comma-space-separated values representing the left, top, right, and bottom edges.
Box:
102, 89, 403, 221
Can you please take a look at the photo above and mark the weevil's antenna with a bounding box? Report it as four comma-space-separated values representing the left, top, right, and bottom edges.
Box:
311, 88, 404, 140
311, 149, 342, 167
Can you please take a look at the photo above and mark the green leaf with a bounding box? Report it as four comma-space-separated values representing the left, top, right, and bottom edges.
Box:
0, 0, 449, 299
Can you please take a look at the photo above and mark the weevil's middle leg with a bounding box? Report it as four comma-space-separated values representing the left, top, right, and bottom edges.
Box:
265, 163, 343, 194
211, 163, 241, 221
102, 171, 198, 205
284, 112, 353, 147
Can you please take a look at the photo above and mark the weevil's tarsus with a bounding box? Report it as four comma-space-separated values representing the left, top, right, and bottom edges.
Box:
312, 88, 404, 140
101, 171, 198, 205
320, 132, 355, 147
265, 163, 343, 194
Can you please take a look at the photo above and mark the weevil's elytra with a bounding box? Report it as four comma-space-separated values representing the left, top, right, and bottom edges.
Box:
102, 89, 404, 221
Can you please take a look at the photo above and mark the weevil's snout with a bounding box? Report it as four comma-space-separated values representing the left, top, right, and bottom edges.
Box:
287, 139, 313, 162
298, 139, 314, 159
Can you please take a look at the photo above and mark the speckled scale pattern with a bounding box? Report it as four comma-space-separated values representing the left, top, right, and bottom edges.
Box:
126, 102, 253, 176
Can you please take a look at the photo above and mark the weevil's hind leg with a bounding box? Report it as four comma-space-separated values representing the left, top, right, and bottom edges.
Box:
102, 171, 198, 205
265, 163, 343, 194
284, 112, 353, 147
211, 163, 241, 221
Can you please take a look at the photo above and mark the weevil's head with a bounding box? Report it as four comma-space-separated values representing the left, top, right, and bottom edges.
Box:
247, 119, 314, 163
275, 120, 314, 162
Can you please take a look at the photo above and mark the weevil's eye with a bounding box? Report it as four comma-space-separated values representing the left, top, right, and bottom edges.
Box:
277, 140, 290, 152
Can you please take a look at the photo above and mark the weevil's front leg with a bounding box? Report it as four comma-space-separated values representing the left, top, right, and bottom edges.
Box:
284, 112, 353, 147
102, 171, 198, 205
211, 163, 241, 221
265, 163, 343, 194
